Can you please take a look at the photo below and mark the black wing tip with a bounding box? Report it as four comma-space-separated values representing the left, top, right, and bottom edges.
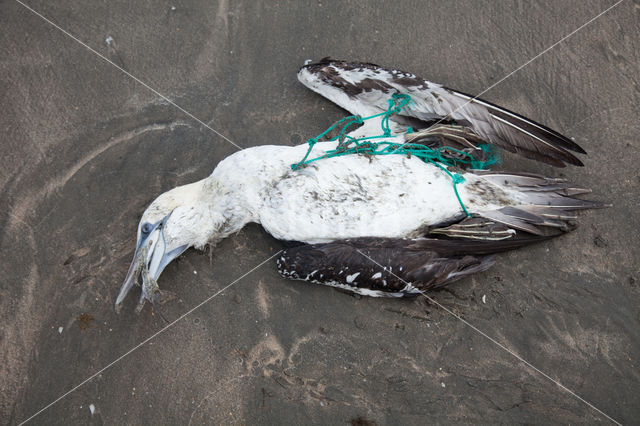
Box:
443, 86, 588, 164
570, 143, 587, 155
489, 111, 588, 166
494, 108, 588, 156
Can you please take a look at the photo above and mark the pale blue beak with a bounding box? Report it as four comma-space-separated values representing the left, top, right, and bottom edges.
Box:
115, 212, 188, 310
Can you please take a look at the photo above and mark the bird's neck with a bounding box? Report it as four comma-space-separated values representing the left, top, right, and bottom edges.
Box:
185, 178, 252, 248
196, 148, 293, 244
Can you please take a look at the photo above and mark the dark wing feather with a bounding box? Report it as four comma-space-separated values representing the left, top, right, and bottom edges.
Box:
298, 59, 585, 167
276, 239, 496, 296
276, 232, 566, 296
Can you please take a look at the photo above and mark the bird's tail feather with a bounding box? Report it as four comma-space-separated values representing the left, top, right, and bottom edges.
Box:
434, 170, 606, 237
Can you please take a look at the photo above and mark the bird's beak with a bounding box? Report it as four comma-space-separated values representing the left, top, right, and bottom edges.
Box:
115, 212, 188, 311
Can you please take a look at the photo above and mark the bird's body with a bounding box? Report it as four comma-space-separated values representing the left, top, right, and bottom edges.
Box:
217, 140, 503, 243
157, 138, 583, 251
116, 59, 603, 310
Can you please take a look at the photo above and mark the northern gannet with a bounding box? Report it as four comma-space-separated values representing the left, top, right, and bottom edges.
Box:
115, 58, 603, 310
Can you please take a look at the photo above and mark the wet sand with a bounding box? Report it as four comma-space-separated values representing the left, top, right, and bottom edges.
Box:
2, 1, 639, 423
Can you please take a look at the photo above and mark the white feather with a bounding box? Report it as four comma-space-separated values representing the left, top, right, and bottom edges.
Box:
140, 139, 524, 253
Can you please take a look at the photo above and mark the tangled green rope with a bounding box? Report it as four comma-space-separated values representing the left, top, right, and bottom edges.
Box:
291, 94, 497, 217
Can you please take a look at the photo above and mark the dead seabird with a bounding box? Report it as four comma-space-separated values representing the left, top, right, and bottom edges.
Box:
115, 59, 603, 309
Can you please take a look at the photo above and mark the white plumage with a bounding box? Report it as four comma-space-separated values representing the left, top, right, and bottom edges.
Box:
153, 139, 528, 249
116, 59, 602, 309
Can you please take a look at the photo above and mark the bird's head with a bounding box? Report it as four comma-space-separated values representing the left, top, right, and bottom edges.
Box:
115, 181, 211, 310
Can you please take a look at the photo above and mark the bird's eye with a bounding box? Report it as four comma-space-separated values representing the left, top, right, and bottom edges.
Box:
141, 223, 152, 234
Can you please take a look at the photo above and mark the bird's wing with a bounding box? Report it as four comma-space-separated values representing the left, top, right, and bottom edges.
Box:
298, 58, 586, 167
276, 238, 496, 296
